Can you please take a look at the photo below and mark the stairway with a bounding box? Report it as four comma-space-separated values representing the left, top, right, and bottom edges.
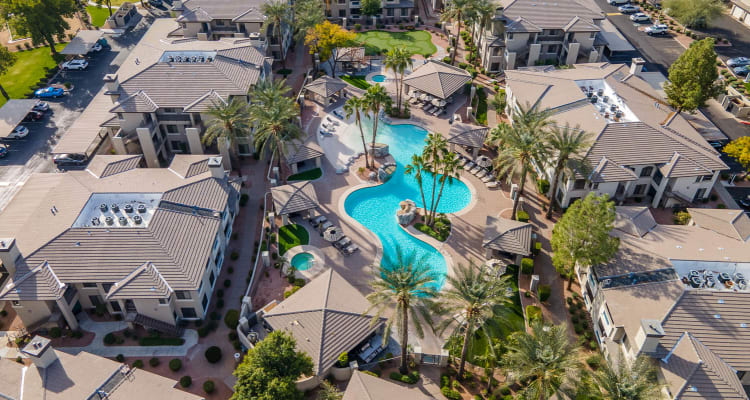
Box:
125, 313, 184, 337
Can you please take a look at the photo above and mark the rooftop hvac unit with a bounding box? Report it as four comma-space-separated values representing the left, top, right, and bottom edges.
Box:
133, 215, 143, 225
111, 204, 119, 213
586, 91, 593, 98
91, 217, 100, 226
718, 272, 731, 283
105, 216, 114, 226
704, 274, 716, 288
118, 216, 127, 226
734, 272, 745, 281
100, 204, 108, 212
737, 279, 747, 290
590, 95, 598, 103
596, 88, 604, 97
602, 96, 609, 103
610, 104, 618, 112
124, 204, 134, 213
137, 204, 147, 213
689, 275, 702, 288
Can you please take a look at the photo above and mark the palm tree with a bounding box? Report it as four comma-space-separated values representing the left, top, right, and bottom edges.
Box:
262, 1, 293, 68
203, 97, 252, 170
591, 354, 660, 400
404, 154, 429, 217
473, 0, 496, 65
384, 47, 413, 115
430, 151, 462, 225
95, 0, 113, 17
544, 124, 591, 219
294, 0, 325, 43
434, 262, 511, 378
344, 96, 371, 169
441, 0, 471, 64
365, 249, 438, 375
422, 133, 449, 226
362, 84, 392, 160
502, 321, 581, 400
249, 79, 303, 178
475, 339, 502, 391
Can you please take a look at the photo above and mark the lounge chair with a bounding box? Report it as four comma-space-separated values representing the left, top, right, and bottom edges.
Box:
465, 162, 476, 170
486, 181, 499, 189
430, 108, 440, 116
470, 165, 481, 174
332, 109, 345, 119
481, 173, 495, 183
334, 237, 352, 249
422, 103, 432, 110
476, 169, 488, 178
343, 244, 360, 255
321, 121, 336, 131
319, 221, 333, 231
320, 129, 333, 137
325, 116, 340, 125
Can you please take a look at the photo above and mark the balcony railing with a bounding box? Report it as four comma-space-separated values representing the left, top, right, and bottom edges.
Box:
156, 113, 193, 123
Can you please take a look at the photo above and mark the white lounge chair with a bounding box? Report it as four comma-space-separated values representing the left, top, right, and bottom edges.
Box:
476, 169, 488, 178
465, 162, 476, 170
481, 173, 495, 183
486, 181, 498, 189
325, 116, 340, 125
320, 129, 333, 137
470, 165, 481, 174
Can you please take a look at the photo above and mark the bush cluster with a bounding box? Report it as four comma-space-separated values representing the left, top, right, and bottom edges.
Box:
205, 346, 222, 363
389, 370, 420, 384
539, 284, 551, 302
521, 258, 534, 275
180, 375, 192, 388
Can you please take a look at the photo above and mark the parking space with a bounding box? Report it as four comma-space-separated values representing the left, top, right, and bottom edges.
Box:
727, 186, 750, 210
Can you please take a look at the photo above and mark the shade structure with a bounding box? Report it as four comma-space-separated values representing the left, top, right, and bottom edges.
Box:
403, 60, 472, 99
324, 226, 344, 242
477, 155, 492, 168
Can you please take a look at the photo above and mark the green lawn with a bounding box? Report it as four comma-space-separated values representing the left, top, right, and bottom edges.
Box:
0, 44, 66, 108
355, 30, 437, 56
475, 87, 488, 126
278, 224, 310, 255
87, 6, 111, 27
340, 75, 370, 90
288, 167, 322, 181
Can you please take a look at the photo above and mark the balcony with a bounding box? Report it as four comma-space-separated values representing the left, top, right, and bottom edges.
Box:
212, 25, 239, 33
156, 113, 193, 123
350, 0, 361, 7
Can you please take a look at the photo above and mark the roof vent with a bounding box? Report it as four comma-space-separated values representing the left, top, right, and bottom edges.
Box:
714, 314, 721, 319
137, 204, 147, 213
91, 217, 100, 226
718, 299, 724, 304
105, 216, 114, 225
100, 204, 108, 212
111, 204, 119, 213
742, 323, 748, 328
118, 216, 127, 226
133, 215, 143, 225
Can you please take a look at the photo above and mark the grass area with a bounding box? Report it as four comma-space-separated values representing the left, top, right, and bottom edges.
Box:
288, 167, 322, 181
341, 75, 370, 90
355, 30, 437, 56
87, 6, 111, 27
0, 43, 66, 108
278, 224, 310, 255
476, 87, 488, 125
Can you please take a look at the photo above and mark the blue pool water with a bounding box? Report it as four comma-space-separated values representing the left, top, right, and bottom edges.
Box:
291, 252, 314, 271
344, 122, 471, 289
372, 74, 387, 83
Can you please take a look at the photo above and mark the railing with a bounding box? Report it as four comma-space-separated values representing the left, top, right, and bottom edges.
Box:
156, 113, 193, 123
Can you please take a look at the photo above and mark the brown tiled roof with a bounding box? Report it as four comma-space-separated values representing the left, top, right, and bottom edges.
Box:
447, 122, 490, 148
177, 0, 266, 23
285, 140, 324, 165
343, 370, 435, 400
106, 262, 172, 300
305, 76, 348, 98
589, 156, 637, 183
162, 177, 234, 212
167, 155, 212, 178
0, 261, 66, 301
271, 181, 319, 215
500, 0, 604, 30
403, 61, 471, 99
614, 206, 657, 237
688, 208, 750, 243
482, 216, 532, 256
86, 155, 142, 178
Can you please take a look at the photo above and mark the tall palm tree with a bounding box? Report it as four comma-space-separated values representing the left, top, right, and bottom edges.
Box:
434, 262, 511, 378
475, 338, 502, 391
404, 154, 429, 217
384, 47, 413, 115
344, 96, 371, 169
365, 249, 438, 375
422, 133, 449, 226
544, 124, 591, 219
502, 321, 581, 400
441, 0, 471, 65
473, 0, 496, 66
294, 0, 325, 43
430, 151, 462, 225
249, 79, 303, 178
362, 84, 392, 160
592, 354, 660, 400
262, 1, 293, 68
203, 97, 252, 169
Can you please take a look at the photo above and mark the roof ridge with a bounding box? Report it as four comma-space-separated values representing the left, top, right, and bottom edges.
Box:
686, 332, 747, 398
231, 6, 260, 22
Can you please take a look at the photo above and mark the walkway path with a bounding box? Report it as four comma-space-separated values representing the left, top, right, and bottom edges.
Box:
59, 314, 199, 357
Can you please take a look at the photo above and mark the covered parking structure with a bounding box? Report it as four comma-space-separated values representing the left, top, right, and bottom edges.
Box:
403, 60, 472, 100
447, 122, 489, 159
61, 30, 105, 56
271, 181, 320, 225
304, 76, 348, 106
0, 99, 39, 139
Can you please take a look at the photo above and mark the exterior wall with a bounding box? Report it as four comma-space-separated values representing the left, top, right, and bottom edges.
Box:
11, 300, 55, 328
134, 298, 176, 324
505, 32, 532, 53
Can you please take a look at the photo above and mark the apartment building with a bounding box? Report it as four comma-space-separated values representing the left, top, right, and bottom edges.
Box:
327, 0, 414, 22
730, 0, 750, 29
53, 19, 271, 168
473, 0, 607, 74
0, 155, 240, 332
505, 62, 728, 209
577, 206, 750, 399
171, 0, 292, 61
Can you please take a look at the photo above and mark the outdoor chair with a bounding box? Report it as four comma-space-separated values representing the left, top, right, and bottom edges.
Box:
319, 129, 333, 137
476, 169, 488, 178
470, 165, 481, 174
465, 162, 476, 170
486, 181, 499, 189
422, 103, 432, 111
481, 173, 495, 183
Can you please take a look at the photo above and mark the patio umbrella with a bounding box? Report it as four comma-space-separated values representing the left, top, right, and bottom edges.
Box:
431, 98, 442, 107
324, 226, 343, 242
419, 93, 428, 101
476, 155, 492, 168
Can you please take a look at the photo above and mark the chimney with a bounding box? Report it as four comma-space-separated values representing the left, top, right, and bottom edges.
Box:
208, 156, 226, 179
103, 74, 121, 104
494, 6, 504, 18
0, 238, 20, 277
634, 319, 665, 355
630, 58, 645, 76
22, 336, 58, 369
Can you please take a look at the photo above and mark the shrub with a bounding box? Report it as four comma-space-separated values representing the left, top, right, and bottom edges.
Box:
337, 351, 349, 367
0, 310, 6, 317
169, 358, 182, 372
516, 210, 530, 222
718, 203, 726, 209
673, 211, 691, 225
239, 193, 249, 206
390, 370, 420, 384
574, 324, 584, 334
230, 251, 239, 261
499, 385, 511, 395
149, 357, 160, 367
354, 23, 362, 31
524, 290, 531, 298
442, 56, 452, 64
442, 386, 462, 400
539, 284, 551, 302
203, 380, 215, 393
228, 267, 234, 274
116, 354, 125, 362
180, 375, 192, 388
294, 278, 306, 287
217, 289, 224, 298
49, 327, 62, 338
537, 178, 550, 195
526, 305, 542, 322
132, 359, 144, 368
521, 258, 534, 275
223, 279, 231, 288
363, 370, 379, 377
533, 241, 542, 255
224, 309, 240, 329
205, 346, 222, 363
104, 333, 116, 345
586, 354, 601, 369
216, 299, 224, 309
198, 326, 210, 337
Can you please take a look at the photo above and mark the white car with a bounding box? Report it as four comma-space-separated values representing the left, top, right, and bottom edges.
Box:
645, 24, 669, 35
609, 0, 629, 5
89, 43, 103, 53
8, 125, 29, 139
630, 12, 650, 22
62, 59, 89, 70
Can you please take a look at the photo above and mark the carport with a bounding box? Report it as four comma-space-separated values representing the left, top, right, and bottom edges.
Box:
61, 30, 104, 55
0, 99, 39, 139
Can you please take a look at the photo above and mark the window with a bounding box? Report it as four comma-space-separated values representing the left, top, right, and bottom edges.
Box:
165, 125, 179, 134
215, 19, 225, 26
590, 32, 597, 39
176, 290, 191, 300
506, 32, 514, 40
198, 280, 204, 294
695, 174, 713, 183
159, 298, 168, 305
162, 107, 179, 113
181, 308, 197, 318
170, 140, 187, 153
490, 62, 500, 71
547, 44, 559, 53
209, 271, 215, 287
102, 283, 113, 293
573, 179, 586, 190
640, 166, 653, 177
12, 300, 20, 306
89, 295, 103, 306
591, 182, 599, 190
110, 301, 121, 312
63, 286, 76, 303
82, 283, 98, 288
238, 143, 251, 155
634, 184, 647, 195
602, 310, 610, 325
202, 294, 209, 310
338, 9, 346, 17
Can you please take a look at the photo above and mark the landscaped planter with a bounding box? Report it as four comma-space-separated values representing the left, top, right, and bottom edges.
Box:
331, 364, 353, 381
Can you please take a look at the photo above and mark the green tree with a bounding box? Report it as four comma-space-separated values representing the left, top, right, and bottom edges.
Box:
723, 136, 750, 172
362, 84, 392, 158
490, 91, 506, 115
0, 47, 17, 100
664, 38, 721, 112
304, 21, 356, 77
365, 248, 438, 375
344, 96, 371, 169
203, 98, 252, 170
434, 262, 511, 378
441, 0, 471, 64
317, 380, 343, 400
663, 0, 723, 28
592, 353, 661, 400
1, 0, 77, 55
474, 339, 502, 392
473, 0, 496, 64
294, 0, 325, 42
384, 46, 413, 115
422, 132, 449, 226
94, 0, 112, 17
551, 192, 619, 289
430, 151, 462, 225
544, 124, 591, 219
502, 321, 581, 400
361, 0, 381, 17
231, 331, 313, 400
250, 79, 303, 178
404, 154, 429, 216
262, 1, 293, 68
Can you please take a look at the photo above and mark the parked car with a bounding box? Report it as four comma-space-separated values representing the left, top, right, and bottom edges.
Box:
34, 87, 65, 98
645, 24, 669, 35
727, 57, 750, 68
23, 111, 43, 122
89, 43, 103, 53
62, 59, 88, 70
0, 144, 7, 158
7, 125, 29, 139
609, 0, 629, 5
630, 13, 650, 22
150, 0, 163, 5
740, 199, 750, 209
32, 101, 49, 112
734, 65, 750, 76
618, 4, 639, 13
53, 153, 87, 166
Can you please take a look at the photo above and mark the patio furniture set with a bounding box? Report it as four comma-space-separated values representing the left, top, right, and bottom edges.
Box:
357, 334, 387, 364
459, 154, 499, 189
408, 90, 452, 116
308, 215, 360, 256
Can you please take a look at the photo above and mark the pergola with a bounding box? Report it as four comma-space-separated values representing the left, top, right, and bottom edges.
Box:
403, 60, 472, 100
0, 99, 39, 139
447, 122, 490, 159
271, 181, 319, 224
304, 76, 348, 106
285, 140, 324, 174
482, 216, 532, 264
61, 30, 104, 55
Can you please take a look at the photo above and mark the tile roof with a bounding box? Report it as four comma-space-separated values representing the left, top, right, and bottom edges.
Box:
176, 0, 267, 23
447, 122, 490, 148
588, 156, 637, 183
304, 76, 348, 98
285, 140, 324, 165
482, 216, 532, 256
271, 181, 319, 215
106, 262, 173, 300
263, 269, 384, 374
86, 155, 142, 178
168, 155, 211, 178
563, 16, 600, 32
0, 261, 66, 301
687, 208, 750, 242
162, 177, 235, 212
614, 206, 657, 237
505, 16, 542, 32
343, 370, 435, 400
403, 60, 472, 99
499, 0, 604, 31
109, 91, 159, 113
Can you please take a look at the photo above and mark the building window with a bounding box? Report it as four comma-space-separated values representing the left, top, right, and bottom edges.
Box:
176, 291, 191, 300
202, 294, 209, 310
238, 143, 251, 155
102, 283, 113, 293
209, 271, 215, 287
89, 295, 103, 306
82, 283, 98, 288
634, 184, 646, 195
338, 9, 346, 17
602, 311, 610, 325
573, 179, 586, 190
386, 8, 394, 16
591, 182, 599, 190
547, 44, 559, 53
590, 32, 596, 39
695, 174, 713, 183
640, 166, 653, 177
110, 301, 121, 312
170, 140, 187, 153
506, 32, 513, 40
63, 286, 76, 303
162, 107, 179, 113
159, 298, 168, 305
166, 125, 179, 134
181, 308, 197, 318
12, 300, 20, 306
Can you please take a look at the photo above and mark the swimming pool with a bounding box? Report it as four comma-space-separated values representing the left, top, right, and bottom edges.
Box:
291, 252, 315, 271
372, 74, 387, 83
344, 121, 471, 289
